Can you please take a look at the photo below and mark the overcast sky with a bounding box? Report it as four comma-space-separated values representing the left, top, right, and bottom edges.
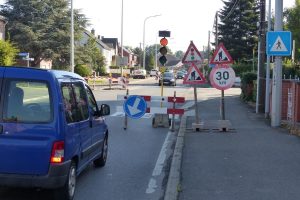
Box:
0, 0, 296, 52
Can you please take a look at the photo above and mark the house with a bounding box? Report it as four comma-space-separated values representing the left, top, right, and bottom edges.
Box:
0, 15, 7, 40
118, 47, 138, 67
79, 29, 113, 73
101, 37, 119, 66
157, 54, 183, 70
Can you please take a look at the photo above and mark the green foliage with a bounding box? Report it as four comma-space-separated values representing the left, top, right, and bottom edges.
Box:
0, 40, 19, 65
175, 51, 184, 60
0, 0, 88, 68
75, 37, 106, 75
285, 1, 300, 62
218, 0, 259, 61
240, 71, 257, 102
232, 63, 254, 77
74, 64, 92, 77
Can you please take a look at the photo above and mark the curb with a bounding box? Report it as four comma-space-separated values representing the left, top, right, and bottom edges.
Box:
164, 115, 187, 200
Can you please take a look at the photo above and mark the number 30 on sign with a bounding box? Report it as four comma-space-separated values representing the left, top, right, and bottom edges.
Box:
210, 65, 236, 90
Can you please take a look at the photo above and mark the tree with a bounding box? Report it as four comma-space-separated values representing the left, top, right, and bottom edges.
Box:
175, 50, 184, 60
286, 0, 300, 61
76, 37, 106, 75
217, 0, 259, 61
74, 64, 91, 77
0, 0, 88, 69
0, 40, 19, 65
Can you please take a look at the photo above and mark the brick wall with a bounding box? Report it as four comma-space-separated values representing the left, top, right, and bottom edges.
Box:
276, 80, 300, 122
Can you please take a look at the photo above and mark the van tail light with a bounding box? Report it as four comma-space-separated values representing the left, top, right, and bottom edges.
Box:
50, 141, 65, 163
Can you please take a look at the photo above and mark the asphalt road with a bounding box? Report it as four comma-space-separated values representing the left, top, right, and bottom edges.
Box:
0, 77, 242, 200
0, 77, 183, 200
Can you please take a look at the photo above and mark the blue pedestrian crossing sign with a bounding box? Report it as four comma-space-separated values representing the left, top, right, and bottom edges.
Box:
266, 31, 292, 56
123, 95, 147, 119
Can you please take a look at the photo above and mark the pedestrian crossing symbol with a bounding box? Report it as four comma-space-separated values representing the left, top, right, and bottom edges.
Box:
267, 31, 291, 56
210, 43, 233, 64
183, 63, 206, 85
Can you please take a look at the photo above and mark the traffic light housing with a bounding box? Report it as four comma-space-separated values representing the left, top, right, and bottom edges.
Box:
159, 37, 168, 66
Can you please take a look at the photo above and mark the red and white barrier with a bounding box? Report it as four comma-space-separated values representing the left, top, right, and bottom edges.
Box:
117, 95, 185, 115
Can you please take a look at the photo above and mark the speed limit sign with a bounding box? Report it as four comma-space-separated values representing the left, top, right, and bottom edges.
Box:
210, 65, 236, 90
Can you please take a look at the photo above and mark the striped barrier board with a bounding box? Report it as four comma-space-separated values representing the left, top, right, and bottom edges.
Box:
117, 95, 185, 115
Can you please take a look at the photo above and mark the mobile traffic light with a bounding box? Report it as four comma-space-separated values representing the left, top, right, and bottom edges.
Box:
158, 30, 170, 66
159, 37, 168, 66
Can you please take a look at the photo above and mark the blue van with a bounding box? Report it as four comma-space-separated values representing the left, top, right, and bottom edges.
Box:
0, 66, 110, 200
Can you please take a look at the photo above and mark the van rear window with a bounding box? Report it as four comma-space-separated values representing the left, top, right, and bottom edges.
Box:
3, 80, 52, 123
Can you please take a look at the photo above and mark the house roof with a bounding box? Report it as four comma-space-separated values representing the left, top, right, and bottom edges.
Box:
157, 54, 183, 68
101, 38, 119, 49
83, 31, 111, 51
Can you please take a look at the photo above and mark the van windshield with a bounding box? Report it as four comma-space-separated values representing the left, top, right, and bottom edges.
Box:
3, 80, 53, 123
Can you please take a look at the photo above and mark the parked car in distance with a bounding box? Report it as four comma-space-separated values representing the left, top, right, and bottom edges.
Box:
0, 66, 110, 200
132, 69, 147, 79
176, 71, 185, 79
159, 72, 176, 86
233, 77, 241, 87
150, 69, 160, 77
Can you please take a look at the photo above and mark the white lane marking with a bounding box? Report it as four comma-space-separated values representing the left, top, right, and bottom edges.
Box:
110, 112, 152, 119
146, 131, 172, 194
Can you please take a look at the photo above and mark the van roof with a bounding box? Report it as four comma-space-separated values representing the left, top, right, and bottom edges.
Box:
0, 66, 85, 81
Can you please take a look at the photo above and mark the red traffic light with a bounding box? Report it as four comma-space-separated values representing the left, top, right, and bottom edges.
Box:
160, 37, 168, 46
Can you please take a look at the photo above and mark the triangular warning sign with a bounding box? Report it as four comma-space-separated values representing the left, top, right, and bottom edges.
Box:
271, 36, 288, 52
182, 41, 203, 64
210, 43, 233, 64
183, 63, 206, 84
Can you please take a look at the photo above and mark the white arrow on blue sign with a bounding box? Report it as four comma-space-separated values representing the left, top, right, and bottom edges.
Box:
266, 31, 292, 56
123, 95, 147, 119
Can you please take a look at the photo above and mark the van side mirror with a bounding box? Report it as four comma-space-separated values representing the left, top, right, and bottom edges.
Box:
98, 104, 110, 116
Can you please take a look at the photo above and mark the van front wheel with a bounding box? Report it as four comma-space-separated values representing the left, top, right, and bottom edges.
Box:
94, 136, 108, 167
54, 161, 76, 200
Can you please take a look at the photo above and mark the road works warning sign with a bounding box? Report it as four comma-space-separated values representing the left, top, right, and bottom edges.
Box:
210, 43, 233, 64
183, 63, 206, 84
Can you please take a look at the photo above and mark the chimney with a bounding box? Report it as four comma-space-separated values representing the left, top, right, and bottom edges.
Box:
97, 35, 101, 40
91, 28, 95, 35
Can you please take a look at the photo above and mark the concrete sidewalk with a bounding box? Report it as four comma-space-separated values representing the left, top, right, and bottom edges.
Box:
166, 95, 300, 200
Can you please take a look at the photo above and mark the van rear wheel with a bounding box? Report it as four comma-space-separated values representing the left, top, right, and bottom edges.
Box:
94, 136, 108, 167
54, 161, 76, 200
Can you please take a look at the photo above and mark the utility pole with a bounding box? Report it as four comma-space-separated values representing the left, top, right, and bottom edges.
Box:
271, 0, 283, 127
257, 0, 266, 113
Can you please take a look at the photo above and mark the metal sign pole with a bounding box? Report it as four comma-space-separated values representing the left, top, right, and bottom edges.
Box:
221, 90, 225, 120
124, 89, 129, 130
171, 91, 176, 132
194, 85, 200, 125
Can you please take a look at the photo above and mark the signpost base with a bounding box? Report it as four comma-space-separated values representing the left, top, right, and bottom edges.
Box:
192, 122, 204, 132
218, 120, 231, 132
152, 114, 170, 128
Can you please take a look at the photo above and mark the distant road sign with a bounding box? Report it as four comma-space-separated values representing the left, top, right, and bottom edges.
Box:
210, 65, 236, 90
123, 95, 147, 119
18, 52, 29, 57
266, 31, 292, 56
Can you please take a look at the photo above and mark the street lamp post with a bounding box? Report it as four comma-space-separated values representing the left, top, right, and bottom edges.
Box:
142, 14, 161, 70
70, 0, 74, 73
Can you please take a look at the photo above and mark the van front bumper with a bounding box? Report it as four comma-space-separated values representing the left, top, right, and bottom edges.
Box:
0, 160, 71, 189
